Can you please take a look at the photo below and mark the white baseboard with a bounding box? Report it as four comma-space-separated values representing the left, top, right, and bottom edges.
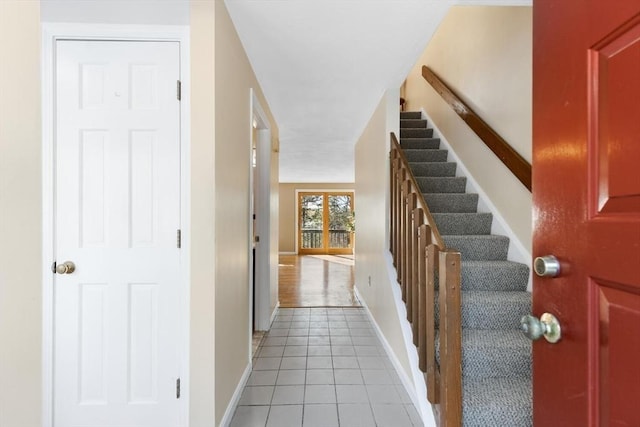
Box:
355, 269, 434, 427
219, 363, 252, 427
270, 301, 280, 325
278, 251, 297, 255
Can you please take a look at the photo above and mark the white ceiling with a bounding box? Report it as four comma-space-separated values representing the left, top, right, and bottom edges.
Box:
225, 0, 455, 183
226, 0, 531, 183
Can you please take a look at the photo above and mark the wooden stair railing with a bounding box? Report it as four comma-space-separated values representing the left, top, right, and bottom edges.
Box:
390, 132, 462, 426
422, 65, 532, 192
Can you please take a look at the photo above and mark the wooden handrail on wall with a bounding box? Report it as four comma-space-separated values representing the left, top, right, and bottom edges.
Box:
422, 66, 532, 191
390, 132, 462, 426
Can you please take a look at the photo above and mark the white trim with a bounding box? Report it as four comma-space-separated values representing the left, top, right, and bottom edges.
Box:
419, 108, 533, 290
41, 23, 191, 427
355, 277, 436, 427
249, 89, 273, 334
270, 301, 280, 325
41, 27, 55, 426
219, 363, 252, 427
278, 251, 297, 255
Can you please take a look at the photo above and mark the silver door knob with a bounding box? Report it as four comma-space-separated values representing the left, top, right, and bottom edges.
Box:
56, 261, 76, 274
520, 313, 561, 343
534, 255, 560, 277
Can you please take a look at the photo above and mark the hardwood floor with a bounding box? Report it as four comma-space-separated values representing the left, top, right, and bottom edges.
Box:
278, 254, 360, 307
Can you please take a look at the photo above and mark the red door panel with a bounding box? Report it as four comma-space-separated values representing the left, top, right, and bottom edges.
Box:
533, 1, 640, 426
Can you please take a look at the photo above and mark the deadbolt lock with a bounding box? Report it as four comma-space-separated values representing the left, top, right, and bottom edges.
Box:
534, 255, 561, 278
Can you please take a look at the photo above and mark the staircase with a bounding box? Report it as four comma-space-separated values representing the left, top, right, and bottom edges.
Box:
399, 111, 532, 426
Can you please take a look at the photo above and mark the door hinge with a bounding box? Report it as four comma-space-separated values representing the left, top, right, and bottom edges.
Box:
176, 80, 182, 101
177, 229, 182, 249
176, 378, 181, 399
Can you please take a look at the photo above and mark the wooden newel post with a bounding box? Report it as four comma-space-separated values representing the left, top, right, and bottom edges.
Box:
439, 249, 462, 427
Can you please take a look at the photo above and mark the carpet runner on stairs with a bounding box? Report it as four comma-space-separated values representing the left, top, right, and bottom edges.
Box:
400, 111, 532, 426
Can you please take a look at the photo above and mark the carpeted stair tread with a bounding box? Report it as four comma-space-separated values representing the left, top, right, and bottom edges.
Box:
436, 329, 531, 379
409, 162, 457, 177
415, 176, 466, 193
462, 377, 532, 427
460, 261, 530, 291
400, 128, 434, 138
442, 235, 510, 261
400, 138, 441, 150
400, 111, 422, 120
403, 149, 448, 163
424, 193, 479, 213
432, 213, 492, 235
400, 119, 428, 128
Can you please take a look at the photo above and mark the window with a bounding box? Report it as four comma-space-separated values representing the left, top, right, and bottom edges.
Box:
298, 192, 354, 254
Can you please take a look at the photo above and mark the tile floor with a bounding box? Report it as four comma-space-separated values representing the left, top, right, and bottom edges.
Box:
230, 307, 424, 427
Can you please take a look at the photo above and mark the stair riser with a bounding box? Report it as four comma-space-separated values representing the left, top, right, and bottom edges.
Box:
400, 119, 428, 128
435, 292, 531, 329
443, 236, 509, 261
463, 378, 532, 427
460, 263, 530, 291
403, 149, 447, 163
400, 128, 434, 138
400, 111, 421, 120
415, 177, 466, 193
409, 162, 457, 177
400, 138, 440, 150
433, 213, 492, 235
436, 334, 531, 380
424, 193, 479, 213
461, 346, 531, 380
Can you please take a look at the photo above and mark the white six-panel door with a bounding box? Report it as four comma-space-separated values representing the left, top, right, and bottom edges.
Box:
54, 40, 181, 427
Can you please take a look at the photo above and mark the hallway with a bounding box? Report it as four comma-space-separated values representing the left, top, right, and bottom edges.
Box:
231, 307, 423, 426
278, 255, 359, 307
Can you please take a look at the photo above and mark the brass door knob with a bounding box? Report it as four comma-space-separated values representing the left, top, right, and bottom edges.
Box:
55, 261, 76, 274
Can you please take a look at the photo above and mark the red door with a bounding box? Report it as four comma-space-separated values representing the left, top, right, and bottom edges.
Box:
533, 1, 640, 425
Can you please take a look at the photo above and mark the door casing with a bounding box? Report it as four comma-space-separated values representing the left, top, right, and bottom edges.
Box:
249, 89, 275, 332
41, 23, 191, 427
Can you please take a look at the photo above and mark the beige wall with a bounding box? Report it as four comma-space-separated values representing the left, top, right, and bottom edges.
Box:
0, 3, 42, 426
279, 183, 355, 253
189, 1, 217, 424
405, 5, 533, 253
354, 95, 415, 388
213, 2, 279, 425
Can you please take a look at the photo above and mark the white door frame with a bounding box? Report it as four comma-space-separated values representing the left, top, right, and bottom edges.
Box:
41, 24, 191, 427
249, 89, 273, 333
